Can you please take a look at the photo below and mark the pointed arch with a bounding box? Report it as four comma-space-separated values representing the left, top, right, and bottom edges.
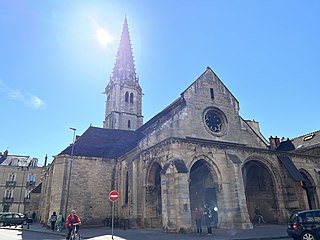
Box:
145, 161, 162, 228
130, 92, 134, 104
125, 91, 129, 102
242, 159, 278, 223
189, 156, 221, 228
300, 169, 318, 210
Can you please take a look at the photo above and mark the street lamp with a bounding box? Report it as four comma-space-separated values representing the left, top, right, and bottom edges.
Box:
65, 127, 76, 218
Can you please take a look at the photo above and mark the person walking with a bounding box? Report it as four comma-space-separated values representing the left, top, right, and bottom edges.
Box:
194, 207, 203, 235
56, 212, 63, 232
203, 204, 212, 235
49, 211, 57, 231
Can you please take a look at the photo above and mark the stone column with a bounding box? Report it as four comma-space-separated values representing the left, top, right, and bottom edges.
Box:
161, 171, 191, 232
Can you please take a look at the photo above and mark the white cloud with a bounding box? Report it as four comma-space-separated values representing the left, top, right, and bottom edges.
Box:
0, 79, 45, 110
30, 95, 45, 109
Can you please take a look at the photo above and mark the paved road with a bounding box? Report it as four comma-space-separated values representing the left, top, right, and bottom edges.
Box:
0, 223, 294, 240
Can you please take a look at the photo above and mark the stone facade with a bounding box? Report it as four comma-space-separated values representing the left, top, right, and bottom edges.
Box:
0, 153, 42, 214
38, 18, 320, 232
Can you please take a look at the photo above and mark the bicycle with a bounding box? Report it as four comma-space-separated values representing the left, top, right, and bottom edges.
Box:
70, 222, 81, 240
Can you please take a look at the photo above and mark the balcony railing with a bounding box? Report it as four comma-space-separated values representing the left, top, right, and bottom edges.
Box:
6, 181, 16, 187
2, 197, 13, 203
24, 197, 31, 203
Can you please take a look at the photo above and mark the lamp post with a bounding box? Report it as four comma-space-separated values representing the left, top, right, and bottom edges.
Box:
65, 127, 76, 218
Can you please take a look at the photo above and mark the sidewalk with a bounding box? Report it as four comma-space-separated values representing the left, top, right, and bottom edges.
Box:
18, 223, 291, 240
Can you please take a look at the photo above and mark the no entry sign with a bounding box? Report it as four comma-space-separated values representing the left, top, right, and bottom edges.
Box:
109, 190, 119, 202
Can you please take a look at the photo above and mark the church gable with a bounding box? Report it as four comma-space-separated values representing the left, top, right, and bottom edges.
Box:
182, 67, 240, 116
137, 67, 268, 148
179, 67, 268, 147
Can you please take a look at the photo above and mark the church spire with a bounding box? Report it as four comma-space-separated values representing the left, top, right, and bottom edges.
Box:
111, 16, 138, 85
103, 17, 143, 130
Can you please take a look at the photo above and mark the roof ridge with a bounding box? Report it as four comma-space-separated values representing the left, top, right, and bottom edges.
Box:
291, 129, 320, 141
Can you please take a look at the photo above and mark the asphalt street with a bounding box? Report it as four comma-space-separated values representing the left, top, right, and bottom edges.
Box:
0, 223, 294, 240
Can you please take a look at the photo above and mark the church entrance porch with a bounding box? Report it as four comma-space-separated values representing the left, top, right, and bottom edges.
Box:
144, 162, 162, 228
300, 170, 318, 210
242, 160, 278, 224
189, 160, 218, 228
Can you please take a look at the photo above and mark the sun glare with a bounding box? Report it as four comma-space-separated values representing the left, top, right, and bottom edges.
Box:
96, 28, 112, 46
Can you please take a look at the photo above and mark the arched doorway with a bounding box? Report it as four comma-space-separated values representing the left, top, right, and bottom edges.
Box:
242, 160, 277, 223
189, 160, 218, 226
145, 162, 162, 228
300, 170, 317, 210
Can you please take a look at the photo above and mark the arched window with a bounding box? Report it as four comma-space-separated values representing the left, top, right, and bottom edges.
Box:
125, 92, 129, 102
130, 93, 134, 104
125, 172, 129, 204
128, 120, 131, 129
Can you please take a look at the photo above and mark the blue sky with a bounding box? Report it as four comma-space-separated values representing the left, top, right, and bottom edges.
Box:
1, 1, 319, 165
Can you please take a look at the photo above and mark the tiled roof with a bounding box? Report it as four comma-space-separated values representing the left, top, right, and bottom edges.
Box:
59, 126, 145, 159
0, 155, 38, 167
291, 130, 320, 151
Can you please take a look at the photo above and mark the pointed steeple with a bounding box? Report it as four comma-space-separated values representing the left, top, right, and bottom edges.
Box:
111, 16, 138, 86
103, 17, 143, 130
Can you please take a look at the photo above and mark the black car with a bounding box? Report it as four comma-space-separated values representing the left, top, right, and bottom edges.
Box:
287, 209, 320, 240
0, 212, 27, 227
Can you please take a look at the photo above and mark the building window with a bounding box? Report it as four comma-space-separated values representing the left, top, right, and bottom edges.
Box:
28, 174, 35, 182
125, 172, 129, 204
128, 120, 131, 129
5, 189, 13, 199
25, 190, 31, 199
130, 93, 134, 104
125, 92, 129, 102
7, 173, 16, 182
210, 88, 214, 100
3, 205, 10, 212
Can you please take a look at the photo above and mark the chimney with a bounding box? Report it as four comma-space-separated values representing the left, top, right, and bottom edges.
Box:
4, 150, 8, 158
269, 136, 280, 150
44, 154, 48, 167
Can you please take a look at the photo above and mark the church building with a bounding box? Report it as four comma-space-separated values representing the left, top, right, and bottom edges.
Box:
39, 17, 320, 232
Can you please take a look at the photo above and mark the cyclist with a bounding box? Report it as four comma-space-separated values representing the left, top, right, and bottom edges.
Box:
65, 210, 81, 240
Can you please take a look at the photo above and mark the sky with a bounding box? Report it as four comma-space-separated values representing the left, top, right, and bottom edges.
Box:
1, 0, 319, 165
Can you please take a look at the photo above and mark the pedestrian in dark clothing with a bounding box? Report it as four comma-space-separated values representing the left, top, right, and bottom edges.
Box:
194, 208, 203, 235
255, 206, 266, 224
203, 204, 212, 235
50, 211, 57, 231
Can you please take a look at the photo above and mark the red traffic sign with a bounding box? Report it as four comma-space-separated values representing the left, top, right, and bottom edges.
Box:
109, 190, 119, 202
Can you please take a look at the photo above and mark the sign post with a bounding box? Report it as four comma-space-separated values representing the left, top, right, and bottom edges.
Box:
109, 190, 119, 240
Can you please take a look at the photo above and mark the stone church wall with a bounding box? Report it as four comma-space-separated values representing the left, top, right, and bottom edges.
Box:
122, 136, 320, 231
68, 156, 116, 225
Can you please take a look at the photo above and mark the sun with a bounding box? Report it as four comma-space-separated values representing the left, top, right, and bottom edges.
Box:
96, 28, 112, 46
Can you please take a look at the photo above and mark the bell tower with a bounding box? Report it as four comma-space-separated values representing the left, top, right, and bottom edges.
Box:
103, 17, 143, 130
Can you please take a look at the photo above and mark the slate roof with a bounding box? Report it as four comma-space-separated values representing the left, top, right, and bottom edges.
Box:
137, 97, 186, 134
0, 155, 38, 167
276, 139, 296, 151
291, 130, 320, 150
59, 126, 145, 159
31, 183, 42, 194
